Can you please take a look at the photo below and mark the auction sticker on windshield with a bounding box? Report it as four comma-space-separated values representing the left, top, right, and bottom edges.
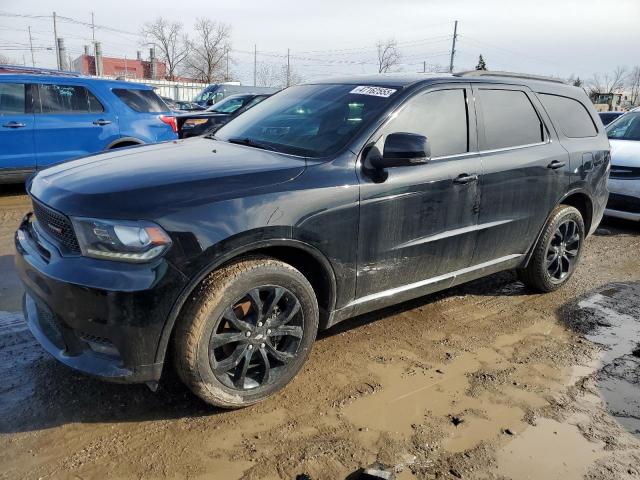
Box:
350, 86, 397, 97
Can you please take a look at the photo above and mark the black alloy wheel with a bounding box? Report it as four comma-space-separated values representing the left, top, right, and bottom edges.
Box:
209, 286, 304, 390
546, 219, 581, 282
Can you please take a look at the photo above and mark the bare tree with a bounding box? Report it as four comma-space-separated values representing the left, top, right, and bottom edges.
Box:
0, 54, 17, 65
588, 66, 627, 96
183, 19, 231, 84
141, 17, 189, 80
256, 62, 302, 88
627, 66, 640, 107
376, 38, 401, 73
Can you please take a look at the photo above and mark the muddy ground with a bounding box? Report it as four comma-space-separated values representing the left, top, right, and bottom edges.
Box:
1, 184, 639, 480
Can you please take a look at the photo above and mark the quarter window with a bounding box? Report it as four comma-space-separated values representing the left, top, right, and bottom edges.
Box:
113, 88, 168, 113
539, 94, 597, 138
478, 89, 545, 150
37, 84, 104, 113
380, 89, 469, 157
0, 83, 26, 114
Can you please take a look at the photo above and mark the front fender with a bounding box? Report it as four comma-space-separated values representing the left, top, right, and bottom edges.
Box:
154, 234, 337, 366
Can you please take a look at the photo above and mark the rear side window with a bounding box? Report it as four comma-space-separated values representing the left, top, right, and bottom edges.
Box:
113, 88, 167, 113
478, 89, 545, 150
540, 94, 597, 138
382, 88, 469, 157
0, 83, 26, 114
37, 84, 104, 113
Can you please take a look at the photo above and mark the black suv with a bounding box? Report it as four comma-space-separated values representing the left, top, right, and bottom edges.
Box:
15, 72, 609, 408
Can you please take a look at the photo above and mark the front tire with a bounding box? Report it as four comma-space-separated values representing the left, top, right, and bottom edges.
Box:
173, 257, 319, 408
518, 205, 585, 292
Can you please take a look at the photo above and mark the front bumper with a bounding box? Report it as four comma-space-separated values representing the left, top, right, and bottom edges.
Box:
15, 214, 187, 383
605, 177, 640, 222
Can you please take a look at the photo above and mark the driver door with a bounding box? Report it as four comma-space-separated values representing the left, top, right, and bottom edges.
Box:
356, 85, 481, 300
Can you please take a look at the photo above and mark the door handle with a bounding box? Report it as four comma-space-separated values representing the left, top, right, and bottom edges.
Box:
547, 160, 566, 169
2, 121, 26, 128
453, 173, 478, 185
93, 119, 112, 126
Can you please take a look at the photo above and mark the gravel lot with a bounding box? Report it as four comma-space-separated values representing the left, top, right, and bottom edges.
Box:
1, 185, 639, 480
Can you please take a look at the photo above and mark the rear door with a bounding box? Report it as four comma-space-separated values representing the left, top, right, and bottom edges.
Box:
471, 84, 570, 265
34, 82, 119, 168
0, 82, 35, 173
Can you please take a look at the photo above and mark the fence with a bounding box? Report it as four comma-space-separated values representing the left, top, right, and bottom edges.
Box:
98, 76, 206, 102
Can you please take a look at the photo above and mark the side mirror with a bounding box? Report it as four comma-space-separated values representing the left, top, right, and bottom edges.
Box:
206, 98, 214, 106
372, 132, 431, 169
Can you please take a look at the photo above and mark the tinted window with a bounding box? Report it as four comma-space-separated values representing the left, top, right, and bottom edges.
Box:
37, 84, 102, 113
113, 88, 167, 113
215, 84, 396, 157
0, 83, 26, 114
379, 89, 469, 157
208, 96, 250, 113
478, 89, 544, 150
540, 94, 597, 138
606, 112, 640, 141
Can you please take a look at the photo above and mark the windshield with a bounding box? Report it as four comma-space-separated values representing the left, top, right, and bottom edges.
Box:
214, 84, 398, 157
607, 112, 640, 141
207, 95, 251, 113
194, 87, 217, 103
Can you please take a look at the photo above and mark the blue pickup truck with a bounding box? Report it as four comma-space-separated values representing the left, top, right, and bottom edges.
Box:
0, 66, 178, 183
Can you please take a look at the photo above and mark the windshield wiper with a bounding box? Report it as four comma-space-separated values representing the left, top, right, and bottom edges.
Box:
227, 137, 278, 152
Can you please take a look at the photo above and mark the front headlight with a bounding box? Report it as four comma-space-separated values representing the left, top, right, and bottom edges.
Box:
71, 217, 172, 263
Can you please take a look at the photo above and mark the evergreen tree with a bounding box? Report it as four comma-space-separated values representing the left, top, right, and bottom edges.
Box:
475, 55, 487, 71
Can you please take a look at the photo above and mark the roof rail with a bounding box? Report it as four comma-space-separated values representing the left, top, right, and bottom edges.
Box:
0, 65, 82, 77
454, 70, 566, 85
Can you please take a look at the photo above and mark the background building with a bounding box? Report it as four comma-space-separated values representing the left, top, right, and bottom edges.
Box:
72, 47, 166, 80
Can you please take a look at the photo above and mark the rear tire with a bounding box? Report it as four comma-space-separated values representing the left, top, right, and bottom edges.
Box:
173, 257, 319, 408
518, 205, 585, 293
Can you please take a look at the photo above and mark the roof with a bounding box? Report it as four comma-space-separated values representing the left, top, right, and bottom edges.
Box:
308, 71, 572, 92
0, 65, 153, 89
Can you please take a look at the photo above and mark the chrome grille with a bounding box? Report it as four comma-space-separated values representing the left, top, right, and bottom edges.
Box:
31, 198, 80, 254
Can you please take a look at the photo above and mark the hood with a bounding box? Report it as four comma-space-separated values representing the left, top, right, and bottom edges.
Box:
29, 138, 306, 219
610, 139, 640, 167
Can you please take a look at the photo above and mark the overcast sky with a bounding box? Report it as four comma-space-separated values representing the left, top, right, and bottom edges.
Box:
1, 0, 638, 84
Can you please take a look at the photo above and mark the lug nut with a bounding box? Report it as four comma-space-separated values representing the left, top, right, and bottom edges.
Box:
266, 329, 271, 335
248, 344, 253, 350
257, 322, 263, 327
245, 331, 251, 337
260, 343, 265, 348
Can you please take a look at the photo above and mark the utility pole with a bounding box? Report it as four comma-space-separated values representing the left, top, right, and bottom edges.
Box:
91, 12, 97, 76
286, 48, 290, 87
253, 44, 257, 86
449, 20, 458, 73
423, 61, 426, 73
52, 11, 59, 69
225, 49, 229, 81
28, 26, 35, 66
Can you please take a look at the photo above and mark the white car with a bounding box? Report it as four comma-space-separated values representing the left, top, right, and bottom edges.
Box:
605, 109, 640, 221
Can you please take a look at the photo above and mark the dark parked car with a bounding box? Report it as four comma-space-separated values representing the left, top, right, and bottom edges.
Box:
173, 100, 205, 112
599, 111, 624, 126
193, 83, 278, 107
16, 72, 609, 408
177, 93, 271, 138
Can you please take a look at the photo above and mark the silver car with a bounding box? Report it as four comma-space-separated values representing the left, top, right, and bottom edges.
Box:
605, 109, 640, 221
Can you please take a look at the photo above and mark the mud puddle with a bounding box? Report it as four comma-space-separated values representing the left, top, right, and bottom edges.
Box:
563, 282, 640, 437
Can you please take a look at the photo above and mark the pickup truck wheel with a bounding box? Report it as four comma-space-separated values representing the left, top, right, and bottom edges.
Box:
173, 257, 319, 408
518, 205, 585, 292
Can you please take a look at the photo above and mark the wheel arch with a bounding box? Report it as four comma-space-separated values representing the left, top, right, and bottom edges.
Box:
106, 137, 145, 149
154, 239, 337, 366
522, 189, 594, 268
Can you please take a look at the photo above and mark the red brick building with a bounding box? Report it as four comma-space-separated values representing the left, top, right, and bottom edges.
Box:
72, 54, 167, 80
